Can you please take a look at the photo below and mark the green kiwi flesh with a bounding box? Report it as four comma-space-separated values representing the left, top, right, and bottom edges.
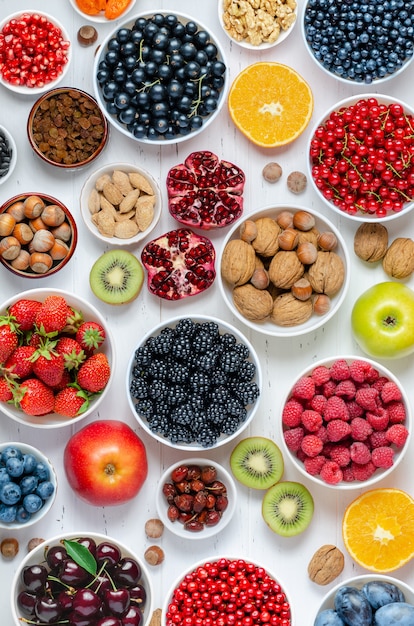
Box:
230, 436, 284, 490
89, 249, 144, 305
262, 481, 314, 537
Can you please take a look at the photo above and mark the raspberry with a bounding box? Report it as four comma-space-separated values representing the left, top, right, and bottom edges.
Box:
366, 408, 389, 431
324, 396, 349, 422
350, 417, 373, 441
386, 424, 409, 447
346, 400, 364, 419
328, 444, 351, 467
349, 359, 371, 383
308, 394, 327, 414
350, 441, 371, 465
364, 366, 380, 385
342, 465, 356, 482
320, 460, 343, 484
330, 358, 350, 380
387, 401, 406, 424
335, 379, 356, 400
355, 387, 380, 411
321, 380, 336, 398
371, 446, 394, 469
301, 409, 323, 432
372, 376, 391, 393
304, 455, 326, 476
369, 431, 389, 449
311, 365, 331, 386
282, 399, 303, 428
291, 376, 315, 400
315, 425, 328, 443
283, 427, 304, 452
380, 381, 402, 404
326, 419, 352, 442
351, 460, 376, 481
301, 434, 323, 457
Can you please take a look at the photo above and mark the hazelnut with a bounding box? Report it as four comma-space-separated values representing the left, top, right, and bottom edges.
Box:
145, 518, 164, 539
0, 213, 16, 236
250, 267, 270, 289
262, 162, 282, 183
0, 235, 21, 260
23, 195, 45, 219
11, 249, 30, 271
144, 545, 165, 566
293, 210, 316, 231
292, 277, 313, 301
29, 252, 53, 274
313, 294, 331, 316
317, 231, 338, 251
296, 242, 318, 265
1, 537, 19, 559
276, 210, 294, 230
27, 538, 45, 552
240, 219, 258, 243
278, 227, 299, 251
6, 201, 25, 222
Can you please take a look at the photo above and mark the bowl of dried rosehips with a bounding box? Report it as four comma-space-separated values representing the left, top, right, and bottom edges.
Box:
280, 356, 411, 489
69, 0, 137, 22
308, 94, 414, 222
156, 457, 237, 540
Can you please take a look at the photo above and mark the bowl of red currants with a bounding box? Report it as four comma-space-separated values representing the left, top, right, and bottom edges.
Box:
307, 94, 414, 222
93, 11, 228, 144
11, 531, 153, 626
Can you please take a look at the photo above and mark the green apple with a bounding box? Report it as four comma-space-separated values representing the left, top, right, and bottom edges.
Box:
351, 281, 414, 359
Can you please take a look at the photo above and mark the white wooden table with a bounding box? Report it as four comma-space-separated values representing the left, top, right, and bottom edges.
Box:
1, 1, 414, 624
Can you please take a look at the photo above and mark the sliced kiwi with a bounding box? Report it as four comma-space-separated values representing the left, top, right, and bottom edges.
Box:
262, 481, 314, 537
89, 249, 144, 305
230, 436, 284, 490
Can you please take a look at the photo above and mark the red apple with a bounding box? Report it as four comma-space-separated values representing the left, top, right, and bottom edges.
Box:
63, 420, 148, 506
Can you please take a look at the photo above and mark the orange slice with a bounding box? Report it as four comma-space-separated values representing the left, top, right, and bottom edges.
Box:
342, 488, 414, 573
228, 62, 314, 148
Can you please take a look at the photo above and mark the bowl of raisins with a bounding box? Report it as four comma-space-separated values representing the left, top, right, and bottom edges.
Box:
93, 11, 228, 144
156, 457, 237, 539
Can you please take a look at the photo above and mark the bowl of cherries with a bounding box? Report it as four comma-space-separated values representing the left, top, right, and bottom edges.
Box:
11, 532, 153, 626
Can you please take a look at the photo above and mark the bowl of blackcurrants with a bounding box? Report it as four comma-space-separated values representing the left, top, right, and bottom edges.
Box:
0, 442, 57, 529
93, 11, 229, 144
11, 531, 153, 626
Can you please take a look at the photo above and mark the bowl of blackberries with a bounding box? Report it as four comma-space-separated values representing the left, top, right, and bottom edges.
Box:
301, 0, 414, 85
93, 11, 228, 144
11, 531, 153, 626
127, 315, 262, 450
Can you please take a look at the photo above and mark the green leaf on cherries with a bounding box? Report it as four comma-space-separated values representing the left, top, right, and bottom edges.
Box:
63, 539, 97, 576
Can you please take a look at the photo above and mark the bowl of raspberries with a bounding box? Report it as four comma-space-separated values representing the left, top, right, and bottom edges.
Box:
127, 315, 262, 450
280, 356, 410, 488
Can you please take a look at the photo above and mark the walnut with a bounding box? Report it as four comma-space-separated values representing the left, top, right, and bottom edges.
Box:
354, 222, 389, 262
149, 609, 162, 626
271, 292, 313, 326
268, 250, 304, 289
233, 283, 274, 320
251, 217, 281, 256
221, 239, 256, 286
308, 545, 345, 585
296, 226, 320, 247
382, 237, 414, 279
307, 251, 345, 297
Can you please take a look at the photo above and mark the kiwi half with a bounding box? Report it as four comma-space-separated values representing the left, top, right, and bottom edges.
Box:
262, 481, 314, 537
89, 249, 144, 305
230, 436, 284, 490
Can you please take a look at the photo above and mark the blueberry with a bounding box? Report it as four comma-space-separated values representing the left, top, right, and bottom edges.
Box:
334, 586, 372, 626
0, 467, 10, 487
20, 475, 39, 496
6, 456, 24, 478
16, 505, 32, 524
1, 446, 22, 463
0, 481, 22, 505
314, 609, 345, 626
374, 602, 414, 626
34, 462, 50, 482
0, 503, 17, 523
36, 481, 54, 500
23, 493, 43, 514
362, 581, 405, 610
22, 453, 37, 474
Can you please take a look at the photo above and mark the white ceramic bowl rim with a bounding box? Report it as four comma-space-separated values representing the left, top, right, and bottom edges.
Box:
0, 124, 17, 185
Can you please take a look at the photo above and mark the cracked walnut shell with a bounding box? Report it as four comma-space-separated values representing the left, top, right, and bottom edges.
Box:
354, 222, 389, 262
382, 237, 414, 279
221, 239, 256, 286
307, 251, 345, 297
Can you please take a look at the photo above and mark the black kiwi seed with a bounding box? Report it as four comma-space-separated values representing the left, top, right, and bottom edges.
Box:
262, 481, 314, 537
230, 436, 284, 490
89, 249, 144, 305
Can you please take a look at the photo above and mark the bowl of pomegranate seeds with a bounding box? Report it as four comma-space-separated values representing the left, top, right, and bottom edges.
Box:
308, 94, 414, 222
280, 356, 411, 489
0, 11, 71, 95
156, 457, 237, 540
163, 556, 292, 625
0, 288, 114, 429
127, 315, 262, 450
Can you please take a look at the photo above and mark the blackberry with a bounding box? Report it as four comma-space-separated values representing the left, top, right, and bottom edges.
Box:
134, 345, 153, 368
196, 425, 218, 447
129, 377, 149, 399
210, 367, 229, 386
190, 394, 206, 410
233, 343, 250, 360
192, 329, 216, 353
235, 360, 256, 382
220, 349, 242, 373
171, 404, 194, 426
221, 416, 241, 435
188, 370, 210, 394
148, 380, 169, 400
134, 398, 154, 420
210, 385, 229, 404
200, 321, 220, 337
171, 335, 192, 360
166, 384, 187, 406
146, 358, 168, 380
225, 397, 247, 419
168, 362, 190, 384
168, 424, 193, 444
175, 318, 197, 336
198, 350, 218, 371
191, 408, 208, 433
233, 381, 260, 405
151, 327, 175, 355
219, 332, 237, 351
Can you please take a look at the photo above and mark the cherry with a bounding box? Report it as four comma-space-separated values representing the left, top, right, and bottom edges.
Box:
129, 583, 147, 606
17, 590, 37, 617
103, 588, 130, 616
67, 612, 97, 626
35, 595, 63, 624
121, 604, 144, 626
96, 541, 122, 568
96, 617, 122, 626
46, 544, 68, 571
77, 536, 97, 556
59, 558, 90, 586
22, 564, 48, 594
112, 558, 142, 587
72, 588, 102, 617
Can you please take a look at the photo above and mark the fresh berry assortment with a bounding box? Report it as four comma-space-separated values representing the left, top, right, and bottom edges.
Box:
310, 97, 414, 218
15, 535, 149, 625
303, 0, 414, 83
95, 12, 227, 142
164, 557, 291, 626
0, 294, 110, 419
0, 445, 55, 525
282, 358, 409, 485
0, 13, 70, 89
167, 151, 245, 230
129, 318, 260, 447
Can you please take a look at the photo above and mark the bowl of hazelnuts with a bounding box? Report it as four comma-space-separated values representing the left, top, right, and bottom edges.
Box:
218, 205, 350, 337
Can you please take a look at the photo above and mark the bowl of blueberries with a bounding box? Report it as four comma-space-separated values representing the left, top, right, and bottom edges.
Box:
93, 11, 228, 144
0, 442, 57, 529
301, 0, 414, 85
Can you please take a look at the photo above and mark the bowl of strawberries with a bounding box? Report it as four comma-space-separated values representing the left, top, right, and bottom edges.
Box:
0, 288, 114, 428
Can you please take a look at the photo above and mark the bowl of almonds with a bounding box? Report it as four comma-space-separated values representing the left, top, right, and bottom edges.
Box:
80, 162, 162, 245
218, 205, 350, 337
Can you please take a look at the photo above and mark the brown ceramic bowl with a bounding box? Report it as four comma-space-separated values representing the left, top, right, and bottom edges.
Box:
27, 87, 109, 170
0, 193, 77, 278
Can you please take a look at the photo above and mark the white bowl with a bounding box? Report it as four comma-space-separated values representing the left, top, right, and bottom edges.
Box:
11, 531, 153, 626
313, 574, 414, 625
162, 556, 293, 626
280, 355, 411, 490
0, 11, 71, 95
0, 288, 115, 428
68, 0, 136, 22
218, 0, 297, 49
127, 315, 262, 451
0, 441, 57, 529
93, 11, 229, 145
156, 457, 237, 540
80, 162, 162, 245
307, 94, 414, 223
0, 125, 17, 185
218, 204, 350, 337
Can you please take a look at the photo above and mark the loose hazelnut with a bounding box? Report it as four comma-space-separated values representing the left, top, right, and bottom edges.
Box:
317, 231, 338, 251
287, 171, 307, 194
296, 241, 318, 265
293, 210, 316, 231
250, 267, 270, 289
145, 518, 165, 539
239, 219, 258, 243
313, 294, 331, 315
1, 537, 19, 559
27, 538, 45, 552
144, 545, 165, 566
278, 227, 298, 251
77, 25, 98, 46
292, 277, 313, 301
262, 162, 282, 183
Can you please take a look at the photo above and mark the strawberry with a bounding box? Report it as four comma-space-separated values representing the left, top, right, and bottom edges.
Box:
55, 336, 86, 370
16, 378, 55, 416
8, 298, 42, 332
4, 345, 36, 379
77, 352, 111, 393
31, 342, 65, 388
54, 385, 89, 417
0, 376, 13, 402
76, 321, 106, 352
35, 295, 70, 336
0, 321, 19, 363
